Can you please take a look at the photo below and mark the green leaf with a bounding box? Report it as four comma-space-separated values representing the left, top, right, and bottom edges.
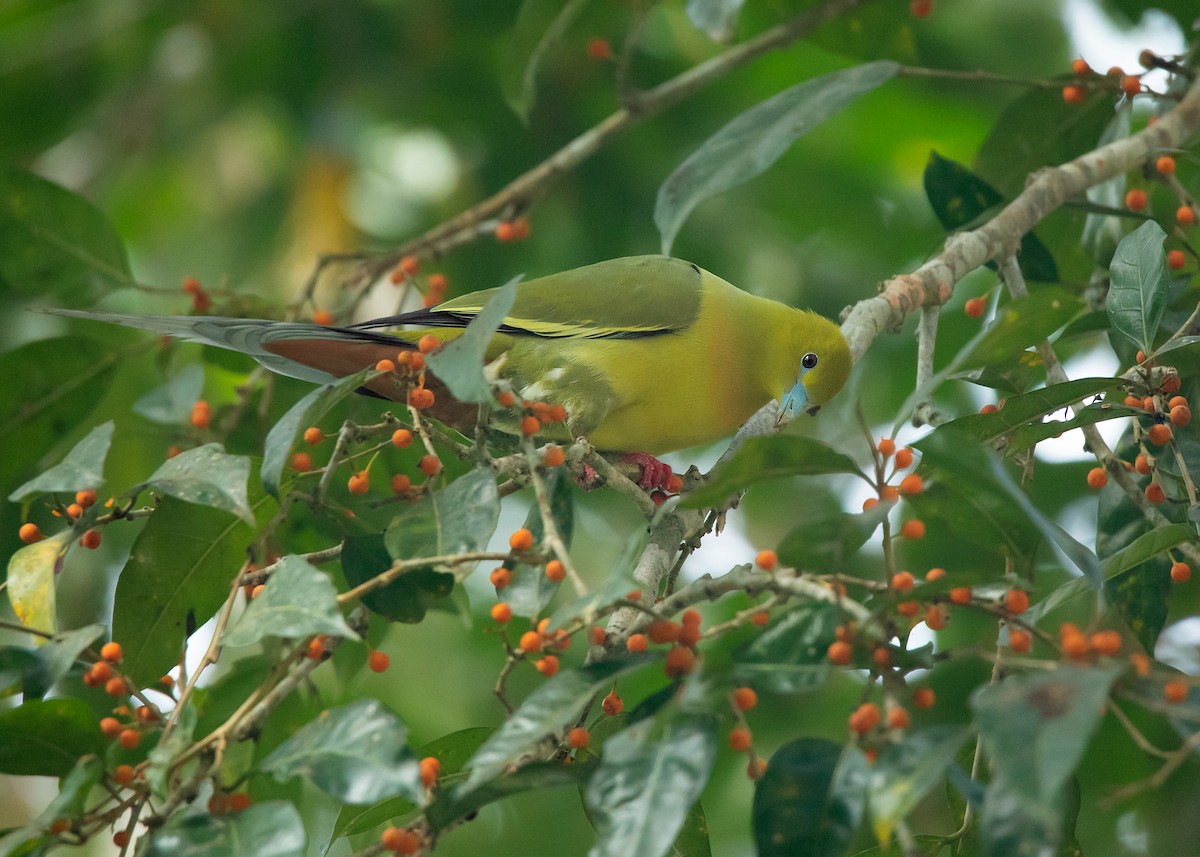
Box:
682, 436, 865, 508
733, 603, 840, 693
1100, 523, 1194, 579
8, 420, 111, 501
1008, 401, 1141, 455
464, 655, 654, 790
777, 504, 890, 571
341, 533, 454, 623
425, 277, 519, 404
260, 369, 373, 500
0, 167, 132, 297
32, 755, 104, 827
260, 699, 422, 805
585, 713, 718, 857
685, 0, 745, 40
385, 467, 500, 560
501, 469, 574, 617
0, 647, 38, 697
146, 700, 197, 801
24, 623, 105, 698
971, 665, 1120, 804
753, 739, 868, 857
0, 337, 119, 500
133, 364, 206, 425
428, 761, 589, 832
922, 151, 1058, 281
142, 801, 306, 857
979, 775, 1070, 857
869, 726, 970, 841
943, 377, 1122, 446
655, 61, 899, 255
1108, 220, 1169, 352
132, 443, 253, 523
5, 534, 67, 639
0, 698, 104, 776
223, 555, 358, 648
501, 0, 591, 121
114, 496, 257, 688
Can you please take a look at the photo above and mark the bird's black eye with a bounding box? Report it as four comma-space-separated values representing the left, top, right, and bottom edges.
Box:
801, 352, 819, 370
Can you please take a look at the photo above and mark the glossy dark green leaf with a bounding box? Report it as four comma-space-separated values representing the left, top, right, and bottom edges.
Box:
686, 0, 745, 40
260, 699, 422, 805
971, 665, 1120, 804
132, 443, 252, 522
0, 698, 104, 776
0, 647, 38, 697
869, 726, 970, 841
1108, 220, 1169, 352
428, 761, 589, 832
1008, 401, 1141, 454
114, 496, 256, 688
133, 364, 205, 425
1100, 523, 1194, 578
425, 277, 518, 404
341, 533, 454, 623
501, 469, 574, 617
682, 436, 865, 508
501, 0, 591, 121
464, 655, 654, 790
734, 602, 841, 693
223, 555, 358, 648
8, 420, 111, 501
753, 739, 868, 857
656, 62, 899, 254
142, 801, 305, 857
585, 713, 717, 857
0, 337, 118, 498
777, 504, 889, 571
385, 466, 500, 560
260, 369, 373, 500
943, 377, 1121, 445
0, 167, 132, 297
24, 623, 104, 698
954, 289, 1082, 371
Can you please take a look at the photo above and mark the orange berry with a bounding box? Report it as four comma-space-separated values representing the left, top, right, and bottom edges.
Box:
66, 503, 83, 520
925, 604, 948, 630
602, 689, 624, 715
872, 647, 892, 669
521, 415, 541, 436
18, 522, 42, 544
750, 610, 770, 626
80, 529, 101, 550
113, 831, 130, 848
964, 296, 987, 317
949, 587, 972, 605
877, 437, 896, 457
101, 641, 123, 663
590, 626, 607, 647
545, 560, 565, 582
251, 584, 265, 599
1167, 249, 1186, 270
1145, 482, 1166, 504
1061, 630, 1089, 659
1061, 85, 1086, 104
49, 818, 71, 835
117, 729, 141, 750
302, 427, 322, 445
1009, 628, 1032, 653
1170, 561, 1191, 583
586, 37, 612, 60
227, 793, 251, 812
681, 609, 701, 630
368, 651, 389, 673
408, 387, 435, 410
862, 497, 880, 511
495, 221, 515, 242
1164, 680, 1188, 704
1148, 424, 1172, 445
416, 334, 440, 355
306, 637, 327, 660
899, 473, 923, 495
880, 485, 900, 501
925, 567, 946, 582
91, 662, 115, 684
909, 0, 932, 17
1170, 405, 1191, 427
113, 764, 135, 786
646, 620, 681, 644
419, 756, 441, 787
312, 309, 334, 326
1135, 454, 1151, 475
728, 727, 752, 752
1120, 75, 1141, 97
567, 727, 590, 749
1004, 589, 1030, 615
490, 567, 512, 588
427, 272, 448, 293
913, 687, 936, 709
374, 358, 395, 372
1168, 395, 1188, 410
418, 454, 442, 477
747, 758, 769, 780
827, 640, 853, 665
381, 826, 420, 854
1156, 156, 1176, 175
347, 471, 370, 495
535, 655, 559, 676
849, 702, 881, 734
390, 473, 412, 494
490, 603, 512, 623
1130, 652, 1152, 677
542, 444, 565, 467
1142, 394, 1156, 410
626, 633, 648, 652
189, 399, 211, 429
509, 528, 534, 552
664, 645, 696, 678
894, 447, 914, 469
75, 489, 97, 507
886, 706, 911, 730
1177, 206, 1196, 226
1125, 188, 1148, 211
1086, 467, 1108, 489
100, 716, 123, 738
496, 390, 516, 407
755, 549, 778, 571
1163, 375, 1182, 394
397, 255, 420, 276
896, 600, 920, 618
182, 276, 202, 294
519, 631, 543, 653
900, 519, 926, 539
1090, 630, 1122, 657
1071, 58, 1091, 75
732, 687, 758, 711
290, 451, 313, 472
891, 571, 915, 593
407, 353, 425, 372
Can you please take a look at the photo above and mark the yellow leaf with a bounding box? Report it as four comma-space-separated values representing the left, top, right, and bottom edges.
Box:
6, 533, 68, 641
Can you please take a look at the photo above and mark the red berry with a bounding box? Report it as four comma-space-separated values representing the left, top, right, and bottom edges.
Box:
1125, 188, 1148, 211
368, 651, 389, 673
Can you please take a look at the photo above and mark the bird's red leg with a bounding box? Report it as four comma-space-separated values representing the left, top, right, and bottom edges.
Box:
619, 452, 675, 491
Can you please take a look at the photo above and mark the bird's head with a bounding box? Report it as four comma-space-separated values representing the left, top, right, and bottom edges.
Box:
778, 313, 852, 423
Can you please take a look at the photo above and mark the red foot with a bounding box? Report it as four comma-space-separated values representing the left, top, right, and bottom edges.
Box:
620, 452, 674, 491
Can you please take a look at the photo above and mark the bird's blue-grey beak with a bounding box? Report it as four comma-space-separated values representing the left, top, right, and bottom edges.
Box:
777, 380, 808, 426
